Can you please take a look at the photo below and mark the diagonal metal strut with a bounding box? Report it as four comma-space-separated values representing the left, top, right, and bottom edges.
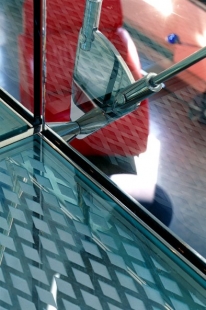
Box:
114, 47, 206, 112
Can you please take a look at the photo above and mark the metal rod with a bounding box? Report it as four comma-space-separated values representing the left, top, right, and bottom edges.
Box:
80, 0, 102, 51
115, 46, 206, 110
42, 0, 47, 131
151, 47, 206, 86
49, 107, 108, 142
33, 0, 43, 125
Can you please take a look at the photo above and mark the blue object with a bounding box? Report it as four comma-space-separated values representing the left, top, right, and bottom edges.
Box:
167, 33, 180, 44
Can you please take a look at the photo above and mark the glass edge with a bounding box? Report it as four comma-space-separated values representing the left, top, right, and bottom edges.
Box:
0, 128, 39, 149
0, 87, 35, 125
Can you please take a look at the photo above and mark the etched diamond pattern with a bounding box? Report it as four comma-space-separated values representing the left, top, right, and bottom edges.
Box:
0, 136, 205, 310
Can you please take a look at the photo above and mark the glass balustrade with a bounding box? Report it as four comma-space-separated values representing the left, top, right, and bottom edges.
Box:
0, 0, 205, 308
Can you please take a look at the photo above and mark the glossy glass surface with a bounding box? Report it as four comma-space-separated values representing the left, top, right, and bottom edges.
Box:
2, 0, 206, 266
0, 135, 205, 309
65, 0, 206, 260
0, 99, 29, 141
118, 0, 206, 259
0, 0, 34, 113
73, 31, 132, 108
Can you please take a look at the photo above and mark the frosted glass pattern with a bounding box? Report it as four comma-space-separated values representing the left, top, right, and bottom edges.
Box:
0, 136, 205, 310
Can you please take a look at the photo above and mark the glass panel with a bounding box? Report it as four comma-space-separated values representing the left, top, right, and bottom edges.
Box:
118, 0, 206, 259
42, 0, 136, 126
73, 31, 132, 118
0, 99, 29, 141
2, 0, 206, 265
0, 0, 34, 113
0, 135, 205, 309
39, 0, 205, 261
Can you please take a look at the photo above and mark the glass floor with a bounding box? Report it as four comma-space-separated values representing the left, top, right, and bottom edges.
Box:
0, 134, 205, 309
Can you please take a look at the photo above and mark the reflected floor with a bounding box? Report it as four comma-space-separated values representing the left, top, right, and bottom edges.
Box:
124, 22, 206, 258
0, 135, 205, 309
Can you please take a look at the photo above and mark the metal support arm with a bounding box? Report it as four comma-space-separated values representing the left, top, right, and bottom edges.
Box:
114, 47, 206, 111
80, 0, 102, 51
51, 46, 206, 142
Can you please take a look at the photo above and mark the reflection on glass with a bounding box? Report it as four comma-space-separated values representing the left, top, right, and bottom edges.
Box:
143, 0, 173, 16
120, 0, 206, 259
73, 31, 133, 119
0, 0, 32, 103
67, 29, 136, 140
49, 0, 138, 142
0, 99, 29, 141
0, 135, 205, 309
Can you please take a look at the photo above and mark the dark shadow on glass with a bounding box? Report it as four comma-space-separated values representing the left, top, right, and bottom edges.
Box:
87, 154, 173, 226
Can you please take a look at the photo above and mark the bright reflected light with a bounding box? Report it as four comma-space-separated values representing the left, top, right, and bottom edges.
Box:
135, 134, 160, 184
0, 48, 5, 87
0, 13, 6, 46
196, 31, 206, 47
125, 29, 141, 70
29, 59, 34, 75
0, 30, 6, 46
110, 134, 160, 202
144, 0, 173, 16
47, 273, 60, 310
